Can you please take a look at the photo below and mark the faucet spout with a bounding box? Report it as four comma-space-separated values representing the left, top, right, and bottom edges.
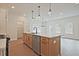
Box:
33, 27, 38, 34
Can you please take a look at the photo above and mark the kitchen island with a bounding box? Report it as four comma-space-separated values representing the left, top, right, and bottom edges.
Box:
22, 33, 61, 56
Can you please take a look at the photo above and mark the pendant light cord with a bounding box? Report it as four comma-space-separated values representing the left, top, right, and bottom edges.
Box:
49, 3, 52, 11
32, 10, 34, 19
38, 6, 40, 17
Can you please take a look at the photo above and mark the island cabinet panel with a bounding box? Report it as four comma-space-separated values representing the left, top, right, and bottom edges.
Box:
23, 33, 32, 48
23, 33, 27, 44
23, 33, 61, 56
41, 36, 49, 56
26, 34, 32, 48
49, 36, 61, 56
28, 34, 32, 48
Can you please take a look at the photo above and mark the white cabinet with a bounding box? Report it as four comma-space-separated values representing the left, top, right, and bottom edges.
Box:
61, 37, 79, 56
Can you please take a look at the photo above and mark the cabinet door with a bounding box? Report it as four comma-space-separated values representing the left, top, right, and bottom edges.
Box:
28, 34, 32, 48
49, 36, 60, 56
23, 34, 28, 45
22, 33, 25, 42
26, 34, 30, 46
54, 38, 60, 56
23, 33, 32, 48
23, 33, 27, 44
41, 37, 49, 56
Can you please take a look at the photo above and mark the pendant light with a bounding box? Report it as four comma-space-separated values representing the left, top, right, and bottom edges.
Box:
32, 10, 36, 20
32, 5, 41, 20
32, 10, 34, 19
36, 5, 40, 19
38, 6, 40, 17
48, 3, 52, 16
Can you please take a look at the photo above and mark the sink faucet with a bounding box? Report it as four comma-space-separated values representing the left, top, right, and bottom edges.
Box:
33, 27, 38, 34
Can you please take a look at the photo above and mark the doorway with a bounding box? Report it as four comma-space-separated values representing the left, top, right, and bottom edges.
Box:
17, 17, 25, 39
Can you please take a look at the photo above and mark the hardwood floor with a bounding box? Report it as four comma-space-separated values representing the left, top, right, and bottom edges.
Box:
0, 39, 37, 56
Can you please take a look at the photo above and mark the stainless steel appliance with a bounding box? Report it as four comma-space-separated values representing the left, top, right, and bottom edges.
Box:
32, 35, 41, 55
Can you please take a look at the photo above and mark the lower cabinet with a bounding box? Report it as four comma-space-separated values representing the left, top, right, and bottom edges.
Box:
22, 33, 27, 44
41, 36, 49, 56
22, 33, 32, 48
23, 33, 61, 56
28, 34, 32, 48
41, 36, 61, 56
49, 36, 61, 56
26, 34, 32, 48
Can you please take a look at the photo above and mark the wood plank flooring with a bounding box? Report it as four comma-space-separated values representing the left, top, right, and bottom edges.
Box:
0, 39, 38, 56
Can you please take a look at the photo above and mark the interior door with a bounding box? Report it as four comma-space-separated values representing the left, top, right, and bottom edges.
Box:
17, 18, 24, 39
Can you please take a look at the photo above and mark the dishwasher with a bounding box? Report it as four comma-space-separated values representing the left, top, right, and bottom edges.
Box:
32, 35, 41, 55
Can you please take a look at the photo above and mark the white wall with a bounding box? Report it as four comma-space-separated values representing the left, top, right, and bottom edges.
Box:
25, 14, 79, 39
0, 9, 6, 34
47, 15, 79, 39
1, 8, 79, 40
0, 8, 17, 40
7, 15, 17, 40
7, 16, 26, 40
0, 8, 28, 40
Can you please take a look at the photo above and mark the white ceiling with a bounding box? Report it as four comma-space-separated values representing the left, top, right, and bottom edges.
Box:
0, 3, 79, 21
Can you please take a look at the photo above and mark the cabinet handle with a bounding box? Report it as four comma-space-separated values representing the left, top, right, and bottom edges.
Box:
53, 40, 56, 44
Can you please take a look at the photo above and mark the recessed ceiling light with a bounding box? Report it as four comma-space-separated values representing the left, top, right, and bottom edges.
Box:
11, 6, 15, 8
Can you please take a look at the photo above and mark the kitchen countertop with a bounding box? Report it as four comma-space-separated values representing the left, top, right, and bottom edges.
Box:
24, 32, 61, 38
35, 34, 61, 38
61, 34, 79, 40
